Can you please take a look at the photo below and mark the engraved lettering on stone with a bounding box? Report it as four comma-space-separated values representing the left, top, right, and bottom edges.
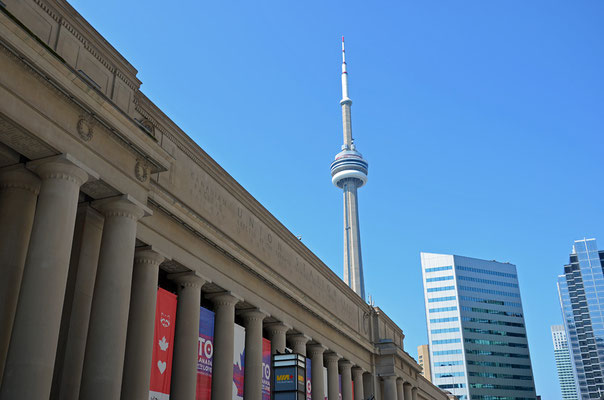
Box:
170, 165, 358, 326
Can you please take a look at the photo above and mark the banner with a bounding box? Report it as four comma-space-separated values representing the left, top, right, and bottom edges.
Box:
262, 339, 271, 400
305, 358, 312, 400
196, 307, 215, 400
233, 323, 245, 400
149, 288, 177, 400
338, 375, 342, 400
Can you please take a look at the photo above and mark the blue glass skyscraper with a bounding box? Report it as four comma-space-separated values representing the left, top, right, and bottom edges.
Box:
557, 238, 604, 399
421, 252, 537, 400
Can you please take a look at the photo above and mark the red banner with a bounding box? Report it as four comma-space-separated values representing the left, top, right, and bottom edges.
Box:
150, 288, 177, 400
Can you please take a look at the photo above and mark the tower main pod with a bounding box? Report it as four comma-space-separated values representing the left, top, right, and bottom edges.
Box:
330, 38, 369, 300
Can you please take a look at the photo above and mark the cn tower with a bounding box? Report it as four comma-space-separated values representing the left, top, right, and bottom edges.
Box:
330, 38, 369, 300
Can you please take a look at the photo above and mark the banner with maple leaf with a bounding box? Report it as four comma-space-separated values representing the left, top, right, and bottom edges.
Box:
150, 288, 177, 400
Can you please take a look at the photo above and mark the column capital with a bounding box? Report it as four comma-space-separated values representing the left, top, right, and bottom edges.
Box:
324, 352, 342, 364
351, 366, 364, 376
134, 247, 165, 266
169, 271, 207, 289
411, 387, 417, 392
207, 291, 242, 307
288, 332, 311, 345
0, 164, 40, 195
265, 321, 292, 335
307, 343, 327, 357
93, 194, 150, 220
339, 359, 354, 370
27, 153, 97, 184
381, 375, 397, 381
239, 308, 269, 322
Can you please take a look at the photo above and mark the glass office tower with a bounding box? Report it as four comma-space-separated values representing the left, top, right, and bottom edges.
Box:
557, 238, 604, 399
551, 325, 579, 400
421, 252, 537, 400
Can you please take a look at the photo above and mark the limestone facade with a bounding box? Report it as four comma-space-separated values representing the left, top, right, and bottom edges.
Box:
0, 1, 446, 400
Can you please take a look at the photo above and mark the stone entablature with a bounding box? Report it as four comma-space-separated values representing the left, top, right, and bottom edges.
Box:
0, 1, 447, 399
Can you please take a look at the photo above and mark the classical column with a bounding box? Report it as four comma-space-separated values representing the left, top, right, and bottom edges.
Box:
265, 322, 291, 355
396, 379, 404, 400
288, 333, 311, 356
79, 195, 147, 400
120, 248, 165, 400
52, 204, 104, 400
325, 352, 341, 400
382, 376, 397, 400
209, 292, 241, 400
241, 309, 268, 400
403, 382, 413, 400
0, 165, 40, 380
307, 344, 326, 400
339, 360, 353, 400
411, 387, 418, 400
352, 367, 364, 400
0, 155, 91, 400
362, 372, 375, 400
170, 272, 206, 400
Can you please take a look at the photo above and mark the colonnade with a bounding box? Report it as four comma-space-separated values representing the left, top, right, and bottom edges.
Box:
0, 155, 423, 400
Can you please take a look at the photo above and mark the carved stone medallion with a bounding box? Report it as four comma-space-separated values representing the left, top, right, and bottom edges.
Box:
77, 116, 94, 141
134, 159, 149, 182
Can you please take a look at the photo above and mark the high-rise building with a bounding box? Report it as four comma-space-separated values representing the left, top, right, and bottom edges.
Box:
421, 252, 537, 400
330, 38, 369, 299
557, 238, 604, 399
418, 344, 433, 382
551, 325, 579, 400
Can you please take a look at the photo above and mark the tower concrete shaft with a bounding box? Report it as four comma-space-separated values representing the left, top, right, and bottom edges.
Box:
343, 179, 365, 299
330, 38, 368, 300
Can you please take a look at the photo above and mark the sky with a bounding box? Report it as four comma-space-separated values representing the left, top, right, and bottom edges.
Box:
68, 1, 604, 398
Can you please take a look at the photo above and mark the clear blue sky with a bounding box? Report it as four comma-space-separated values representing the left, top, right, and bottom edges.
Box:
70, 1, 603, 398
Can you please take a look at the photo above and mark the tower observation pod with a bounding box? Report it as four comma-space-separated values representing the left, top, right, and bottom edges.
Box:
330, 37, 368, 300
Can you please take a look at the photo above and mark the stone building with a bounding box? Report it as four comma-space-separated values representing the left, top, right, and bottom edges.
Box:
0, 1, 447, 400
417, 345, 432, 382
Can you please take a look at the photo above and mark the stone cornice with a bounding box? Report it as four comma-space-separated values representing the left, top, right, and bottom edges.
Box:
0, 15, 170, 175
38, 0, 141, 89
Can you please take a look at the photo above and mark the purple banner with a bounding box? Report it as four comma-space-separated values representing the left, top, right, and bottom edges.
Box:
306, 358, 312, 400
196, 307, 214, 400
262, 338, 271, 400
